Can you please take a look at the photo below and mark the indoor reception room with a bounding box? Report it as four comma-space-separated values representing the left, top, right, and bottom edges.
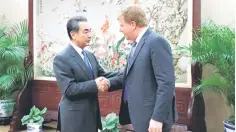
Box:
0, 0, 235, 132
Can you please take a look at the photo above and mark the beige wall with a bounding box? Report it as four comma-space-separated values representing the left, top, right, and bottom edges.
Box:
202, 65, 231, 132
0, 0, 235, 132
201, 0, 235, 28
201, 0, 235, 132
0, 0, 28, 24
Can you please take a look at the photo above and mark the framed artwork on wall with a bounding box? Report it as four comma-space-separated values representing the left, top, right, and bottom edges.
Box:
33, 0, 193, 88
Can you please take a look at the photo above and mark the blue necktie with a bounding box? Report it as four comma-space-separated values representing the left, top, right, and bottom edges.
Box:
82, 50, 94, 79
124, 41, 137, 102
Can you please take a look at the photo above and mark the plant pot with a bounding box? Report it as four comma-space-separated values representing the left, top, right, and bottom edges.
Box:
224, 120, 235, 132
27, 123, 42, 132
0, 100, 15, 117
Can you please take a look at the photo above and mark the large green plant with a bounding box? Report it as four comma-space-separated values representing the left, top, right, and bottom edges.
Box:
177, 20, 235, 124
0, 17, 33, 100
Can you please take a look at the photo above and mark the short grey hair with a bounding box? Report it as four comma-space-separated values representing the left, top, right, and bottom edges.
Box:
66, 16, 87, 40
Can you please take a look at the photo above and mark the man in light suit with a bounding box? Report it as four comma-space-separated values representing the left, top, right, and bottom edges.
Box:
53, 16, 114, 132
107, 6, 178, 132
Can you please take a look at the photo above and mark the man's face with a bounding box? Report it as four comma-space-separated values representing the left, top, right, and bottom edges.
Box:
71, 21, 91, 48
118, 16, 136, 41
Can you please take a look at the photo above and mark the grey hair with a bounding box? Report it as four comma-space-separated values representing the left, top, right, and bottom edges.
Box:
66, 16, 87, 40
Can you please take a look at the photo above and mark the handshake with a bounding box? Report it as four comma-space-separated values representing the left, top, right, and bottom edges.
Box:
95, 77, 110, 92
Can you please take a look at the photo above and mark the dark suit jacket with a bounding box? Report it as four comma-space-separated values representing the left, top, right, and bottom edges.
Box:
53, 45, 117, 132
109, 29, 178, 132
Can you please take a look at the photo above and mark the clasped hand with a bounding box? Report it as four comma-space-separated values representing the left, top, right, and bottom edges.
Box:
95, 77, 110, 92
148, 119, 163, 132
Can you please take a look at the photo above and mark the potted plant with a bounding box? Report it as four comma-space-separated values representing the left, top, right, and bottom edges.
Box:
177, 20, 235, 131
21, 106, 47, 132
101, 112, 119, 132
0, 16, 33, 123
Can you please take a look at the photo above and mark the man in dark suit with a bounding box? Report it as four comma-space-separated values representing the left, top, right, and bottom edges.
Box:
107, 6, 178, 132
53, 16, 115, 132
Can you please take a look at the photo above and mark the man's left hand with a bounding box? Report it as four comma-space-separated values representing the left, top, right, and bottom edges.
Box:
148, 119, 163, 132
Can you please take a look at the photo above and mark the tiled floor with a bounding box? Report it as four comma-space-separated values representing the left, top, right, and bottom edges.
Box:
0, 126, 9, 132
0, 126, 56, 132
0, 122, 191, 132
0, 122, 57, 132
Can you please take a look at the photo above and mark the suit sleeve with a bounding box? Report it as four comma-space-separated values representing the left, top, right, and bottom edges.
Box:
150, 36, 175, 123
53, 55, 97, 100
108, 71, 124, 91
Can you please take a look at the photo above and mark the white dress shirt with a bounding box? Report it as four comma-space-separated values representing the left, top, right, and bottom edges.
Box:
132, 27, 148, 51
136, 27, 148, 44
70, 42, 92, 68
70, 42, 85, 60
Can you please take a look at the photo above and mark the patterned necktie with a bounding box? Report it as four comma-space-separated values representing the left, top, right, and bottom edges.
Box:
130, 41, 137, 59
82, 50, 94, 79
124, 41, 137, 102
127, 41, 137, 69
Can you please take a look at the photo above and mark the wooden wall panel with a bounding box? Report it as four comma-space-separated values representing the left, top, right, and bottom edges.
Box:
32, 80, 192, 124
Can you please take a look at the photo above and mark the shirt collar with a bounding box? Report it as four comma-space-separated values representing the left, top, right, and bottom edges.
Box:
70, 41, 83, 55
135, 27, 148, 44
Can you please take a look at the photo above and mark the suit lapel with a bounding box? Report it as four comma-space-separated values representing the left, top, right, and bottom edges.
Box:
86, 51, 98, 78
126, 29, 151, 74
68, 45, 92, 79
126, 39, 145, 73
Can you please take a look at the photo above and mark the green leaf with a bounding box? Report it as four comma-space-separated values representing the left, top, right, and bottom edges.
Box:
105, 113, 117, 122
35, 117, 44, 124
29, 106, 36, 116
106, 123, 116, 130
116, 36, 125, 51
0, 74, 17, 90
21, 115, 30, 125
40, 107, 47, 115
33, 116, 41, 121
34, 108, 41, 116
113, 128, 119, 132
104, 113, 119, 130
29, 119, 34, 123
101, 120, 106, 128
193, 75, 229, 95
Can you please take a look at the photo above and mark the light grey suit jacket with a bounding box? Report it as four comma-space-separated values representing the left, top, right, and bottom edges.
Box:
109, 29, 178, 132
53, 45, 117, 132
